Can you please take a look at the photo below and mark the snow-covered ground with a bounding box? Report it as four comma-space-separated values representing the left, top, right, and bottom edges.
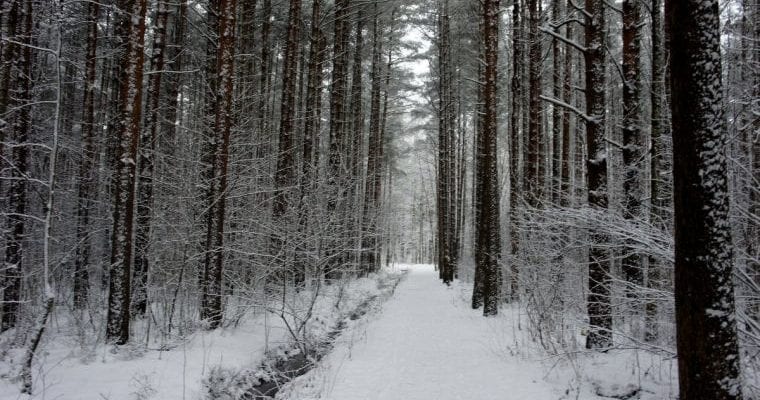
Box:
1, 265, 679, 400
0, 303, 289, 400
280, 264, 678, 400
0, 272, 397, 400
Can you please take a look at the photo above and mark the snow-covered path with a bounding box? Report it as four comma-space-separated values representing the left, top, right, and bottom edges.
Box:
285, 264, 561, 400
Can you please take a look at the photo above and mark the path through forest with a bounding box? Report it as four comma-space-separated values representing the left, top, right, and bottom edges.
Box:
282, 264, 565, 400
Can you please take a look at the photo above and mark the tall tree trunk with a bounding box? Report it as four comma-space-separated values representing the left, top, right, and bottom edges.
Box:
199, 0, 220, 321
297, 0, 324, 282
272, 0, 302, 282
551, 0, 563, 205
362, 0, 382, 274
200, 0, 237, 329
746, 0, 760, 324
328, 0, 351, 177
0, 0, 19, 158
668, 0, 743, 397
73, 0, 99, 310
257, 0, 273, 162
560, 2, 573, 207
526, 0, 543, 207
646, 0, 668, 343
472, 0, 485, 308
134, 0, 170, 316
584, 0, 611, 350
508, 0, 523, 301
326, 0, 352, 279
301, 0, 324, 188
107, 0, 148, 345
1, 0, 31, 333
436, 0, 454, 284
349, 7, 365, 179
374, 9, 394, 271
349, 7, 365, 272
478, 0, 502, 317
621, 0, 644, 298
163, 0, 187, 143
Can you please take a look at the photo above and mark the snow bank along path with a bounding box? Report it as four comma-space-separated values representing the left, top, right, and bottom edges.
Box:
284, 264, 560, 400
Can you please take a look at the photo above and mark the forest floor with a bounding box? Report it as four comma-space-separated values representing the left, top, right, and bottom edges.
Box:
0, 265, 679, 400
279, 264, 678, 400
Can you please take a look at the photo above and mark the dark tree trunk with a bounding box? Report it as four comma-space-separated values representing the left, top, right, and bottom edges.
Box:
134, 0, 170, 316
526, 0, 543, 207
472, 0, 485, 308
478, 0, 502, 317
326, 0, 352, 279
621, 0, 644, 297
508, 0, 523, 301
584, 0, 611, 350
200, 0, 236, 329
1, 0, 31, 333
349, 7, 366, 272
551, 0, 563, 205
746, 0, 760, 324
560, 1, 573, 207
199, 0, 219, 321
328, 0, 351, 178
668, 0, 743, 397
272, 0, 302, 283
349, 8, 365, 181
163, 0, 187, 143
0, 0, 19, 157
301, 0, 324, 188
107, 0, 148, 345
436, 0, 455, 285
257, 0, 273, 159
646, 0, 668, 343
73, 0, 99, 310
362, 0, 383, 274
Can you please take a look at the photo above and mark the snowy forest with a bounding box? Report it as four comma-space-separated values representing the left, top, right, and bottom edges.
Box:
0, 0, 758, 398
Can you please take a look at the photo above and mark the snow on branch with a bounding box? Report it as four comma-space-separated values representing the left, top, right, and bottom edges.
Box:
539, 95, 595, 123
539, 26, 587, 53
567, 0, 592, 19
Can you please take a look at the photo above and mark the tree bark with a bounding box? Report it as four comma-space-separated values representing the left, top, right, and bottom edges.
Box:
1, 0, 31, 333
73, 0, 99, 310
584, 0, 612, 350
362, 0, 383, 274
436, 0, 455, 284
272, 0, 302, 283
646, 0, 669, 342
107, 0, 148, 345
526, 0, 543, 207
508, 0, 523, 301
668, 0, 743, 397
134, 0, 170, 316
200, 0, 237, 329
478, 0, 502, 316
326, 0, 352, 279
560, 1, 573, 207
551, 0, 563, 205
621, 0, 644, 298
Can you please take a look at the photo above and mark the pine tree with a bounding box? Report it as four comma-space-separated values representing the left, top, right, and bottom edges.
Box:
73, 0, 99, 310
621, 0, 644, 298
668, 0, 743, 397
1, 0, 31, 333
107, 0, 148, 345
478, 0, 502, 317
134, 0, 171, 316
584, 0, 611, 350
272, 0, 302, 282
199, 0, 237, 329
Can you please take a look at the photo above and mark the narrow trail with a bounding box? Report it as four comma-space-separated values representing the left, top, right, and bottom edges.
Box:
286, 264, 562, 400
